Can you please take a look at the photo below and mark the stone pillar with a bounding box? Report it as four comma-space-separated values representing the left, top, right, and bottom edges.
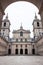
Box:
18, 49, 20, 55
23, 49, 25, 55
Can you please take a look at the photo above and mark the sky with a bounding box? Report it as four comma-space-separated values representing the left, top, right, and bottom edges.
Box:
3, 1, 41, 38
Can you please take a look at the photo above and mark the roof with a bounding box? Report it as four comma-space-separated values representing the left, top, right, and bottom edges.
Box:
0, 35, 8, 43
35, 35, 43, 43
13, 28, 31, 33
32, 13, 41, 25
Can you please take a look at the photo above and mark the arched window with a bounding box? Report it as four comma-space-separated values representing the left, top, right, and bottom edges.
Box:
21, 38, 23, 42
21, 45, 22, 47
4, 22, 6, 26
25, 45, 27, 47
37, 22, 39, 26
16, 45, 18, 47
20, 31, 23, 36
25, 39, 27, 42
16, 39, 18, 42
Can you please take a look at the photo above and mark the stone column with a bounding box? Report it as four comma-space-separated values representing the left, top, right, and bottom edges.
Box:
23, 49, 25, 55
18, 45, 20, 55
18, 49, 20, 55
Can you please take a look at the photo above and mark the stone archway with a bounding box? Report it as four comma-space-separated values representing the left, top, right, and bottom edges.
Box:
20, 49, 23, 54
8, 48, 11, 55
0, 0, 43, 30
0, 0, 42, 10
32, 49, 35, 54
25, 49, 28, 54
15, 49, 18, 54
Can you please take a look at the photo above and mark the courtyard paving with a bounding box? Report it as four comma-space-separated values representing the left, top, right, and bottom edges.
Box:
0, 56, 43, 65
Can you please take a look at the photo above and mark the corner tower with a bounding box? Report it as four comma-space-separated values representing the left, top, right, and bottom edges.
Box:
1, 14, 10, 40
33, 13, 43, 39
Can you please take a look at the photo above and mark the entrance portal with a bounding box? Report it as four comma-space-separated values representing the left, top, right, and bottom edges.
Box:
20, 49, 23, 54
8, 49, 11, 55
25, 49, 28, 54
32, 49, 35, 54
15, 49, 18, 54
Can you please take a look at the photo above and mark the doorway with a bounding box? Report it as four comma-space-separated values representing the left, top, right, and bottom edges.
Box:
15, 49, 18, 54
20, 49, 23, 54
32, 49, 35, 54
8, 49, 11, 55
25, 49, 28, 54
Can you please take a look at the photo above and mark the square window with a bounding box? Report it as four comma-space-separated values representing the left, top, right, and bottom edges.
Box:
20, 31, 23, 36
16, 39, 18, 42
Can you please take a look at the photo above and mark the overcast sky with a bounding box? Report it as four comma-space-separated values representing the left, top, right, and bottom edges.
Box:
3, 1, 41, 38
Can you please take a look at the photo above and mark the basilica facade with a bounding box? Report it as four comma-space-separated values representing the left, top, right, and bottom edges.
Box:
0, 14, 43, 55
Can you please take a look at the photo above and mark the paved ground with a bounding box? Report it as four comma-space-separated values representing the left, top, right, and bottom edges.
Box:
0, 56, 43, 65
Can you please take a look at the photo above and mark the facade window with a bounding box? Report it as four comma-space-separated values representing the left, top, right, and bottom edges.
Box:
3, 30, 5, 35
25, 45, 27, 47
20, 31, 23, 36
3, 29, 5, 32
9, 45, 11, 47
25, 39, 27, 42
16, 39, 18, 42
16, 45, 18, 47
4, 22, 6, 26
33, 45, 34, 48
37, 22, 39, 26
21, 38, 23, 42
21, 45, 22, 47
42, 33, 43, 35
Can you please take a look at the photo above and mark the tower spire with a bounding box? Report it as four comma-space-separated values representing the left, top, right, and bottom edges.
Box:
35, 13, 37, 19
6, 13, 8, 19
20, 22, 23, 29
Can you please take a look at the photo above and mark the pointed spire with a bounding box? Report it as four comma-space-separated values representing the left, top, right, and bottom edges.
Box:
35, 13, 37, 19
20, 22, 23, 29
6, 13, 8, 19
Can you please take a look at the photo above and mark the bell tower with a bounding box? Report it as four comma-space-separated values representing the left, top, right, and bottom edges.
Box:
33, 13, 43, 39
1, 13, 10, 40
